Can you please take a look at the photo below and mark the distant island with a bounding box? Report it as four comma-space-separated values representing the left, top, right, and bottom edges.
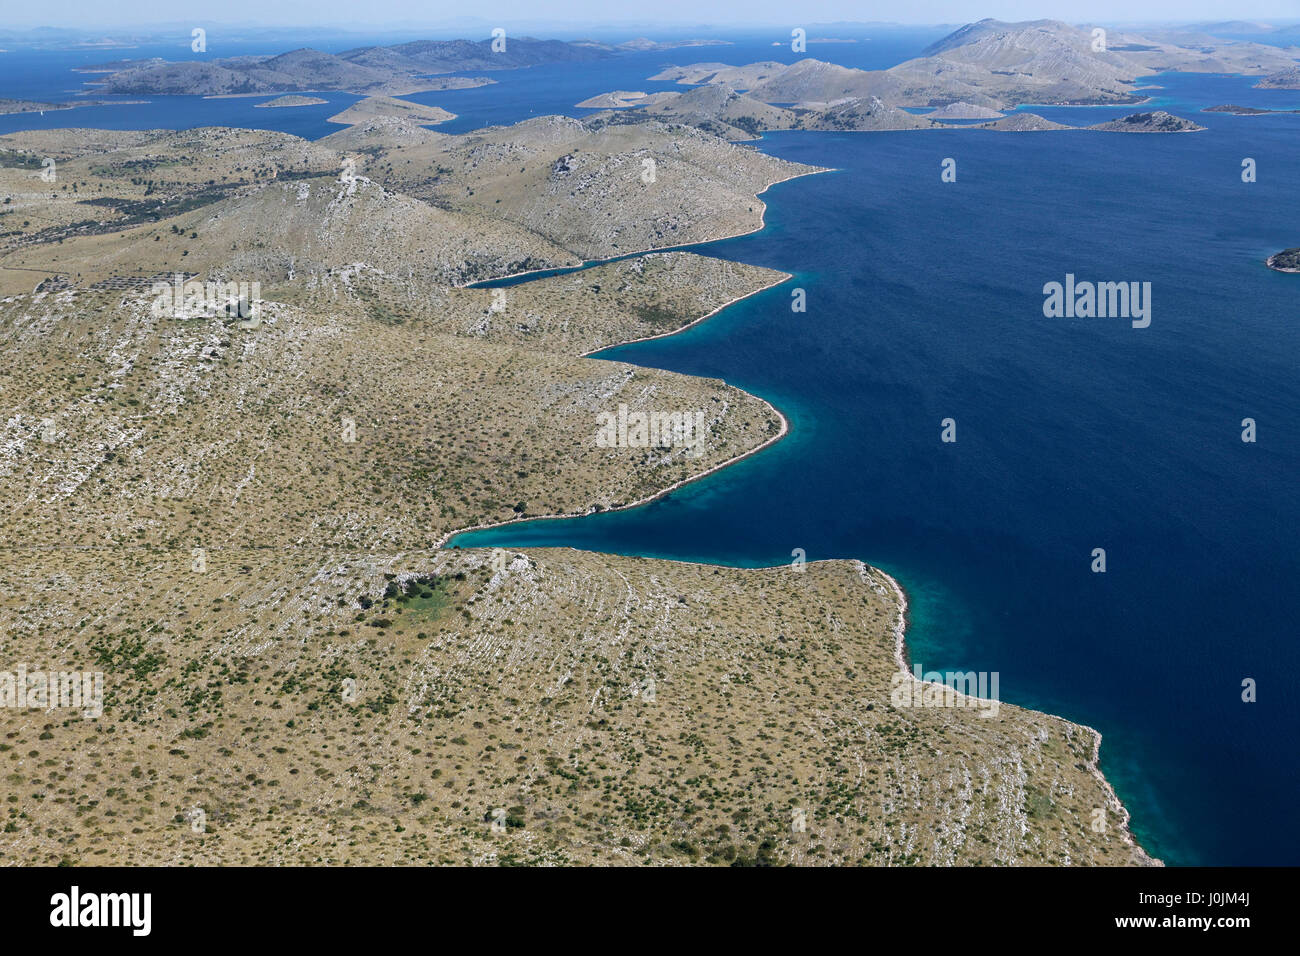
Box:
613, 37, 731, 51
1205, 103, 1300, 115
562, 20, 1295, 140
0, 97, 68, 114
575, 83, 1206, 138
1267, 248, 1300, 273
0, 96, 148, 114
1087, 110, 1204, 132
75, 37, 729, 97
1255, 67, 1300, 89
61, 20, 1300, 115
78, 40, 602, 96
326, 95, 455, 126
253, 94, 327, 108
648, 19, 1300, 113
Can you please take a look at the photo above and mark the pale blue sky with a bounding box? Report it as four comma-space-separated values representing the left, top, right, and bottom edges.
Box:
7, 2, 1300, 30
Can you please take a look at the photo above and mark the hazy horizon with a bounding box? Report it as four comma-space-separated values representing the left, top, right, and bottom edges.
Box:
4, 3, 1300, 33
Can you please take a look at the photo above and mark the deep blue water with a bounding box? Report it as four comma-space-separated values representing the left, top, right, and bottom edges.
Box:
3, 35, 1298, 866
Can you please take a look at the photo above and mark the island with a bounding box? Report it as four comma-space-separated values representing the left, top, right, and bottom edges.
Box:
0, 96, 148, 114
575, 87, 1202, 138
253, 94, 328, 108
1266, 248, 1300, 273
326, 95, 455, 126
1255, 66, 1300, 89
650, 20, 1299, 112
1205, 103, 1300, 115
80, 39, 613, 96
0, 97, 68, 114
977, 112, 1073, 131
563, 20, 1273, 140
1087, 110, 1205, 132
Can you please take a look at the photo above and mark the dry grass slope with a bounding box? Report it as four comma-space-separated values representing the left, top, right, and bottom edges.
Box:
0, 549, 1151, 866
0, 113, 1153, 866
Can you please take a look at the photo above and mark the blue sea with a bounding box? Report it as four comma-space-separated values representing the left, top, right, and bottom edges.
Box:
3, 29, 1298, 866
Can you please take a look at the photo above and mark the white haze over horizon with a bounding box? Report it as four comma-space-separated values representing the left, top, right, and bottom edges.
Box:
6, 2, 1300, 33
